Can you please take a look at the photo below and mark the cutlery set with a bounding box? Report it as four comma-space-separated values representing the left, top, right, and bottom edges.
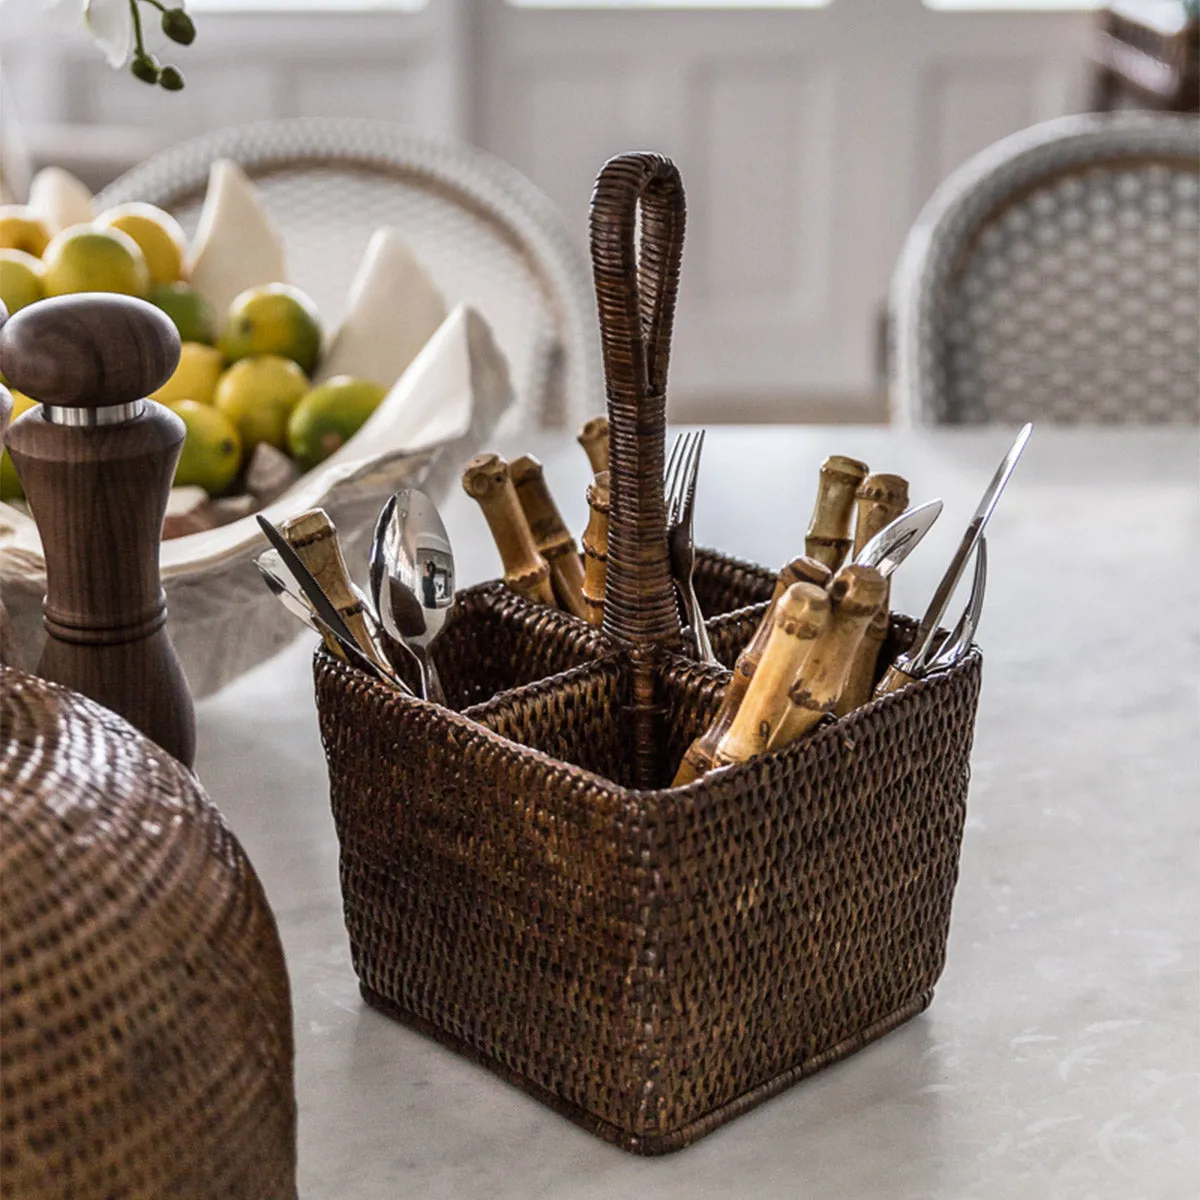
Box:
253, 413, 1029, 786
254, 482, 456, 702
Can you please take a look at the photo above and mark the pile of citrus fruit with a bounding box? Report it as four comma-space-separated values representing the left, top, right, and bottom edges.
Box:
1, 201, 387, 507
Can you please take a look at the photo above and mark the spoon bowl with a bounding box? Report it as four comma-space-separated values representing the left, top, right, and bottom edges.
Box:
369, 489, 455, 704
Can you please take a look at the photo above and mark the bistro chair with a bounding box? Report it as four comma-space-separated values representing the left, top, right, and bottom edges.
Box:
97, 117, 602, 428
890, 112, 1200, 424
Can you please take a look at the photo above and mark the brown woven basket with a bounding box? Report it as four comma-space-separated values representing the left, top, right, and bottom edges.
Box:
0, 665, 297, 1197
313, 153, 982, 1154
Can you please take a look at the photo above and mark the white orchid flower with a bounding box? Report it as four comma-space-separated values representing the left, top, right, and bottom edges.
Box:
83, 0, 135, 69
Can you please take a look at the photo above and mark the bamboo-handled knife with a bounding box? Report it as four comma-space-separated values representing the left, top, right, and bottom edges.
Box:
768, 564, 887, 752
712, 583, 830, 768
672, 555, 831, 786
671, 500, 942, 786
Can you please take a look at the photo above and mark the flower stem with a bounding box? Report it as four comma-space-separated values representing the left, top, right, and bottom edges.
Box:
129, 0, 147, 60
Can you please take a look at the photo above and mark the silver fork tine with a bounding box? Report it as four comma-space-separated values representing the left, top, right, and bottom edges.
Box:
680, 429, 705, 526
664, 431, 687, 523
930, 535, 987, 671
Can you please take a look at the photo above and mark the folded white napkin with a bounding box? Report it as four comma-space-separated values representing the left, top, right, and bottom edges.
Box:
188, 160, 288, 318
318, 227, 447, 390
0, 303, 514, 698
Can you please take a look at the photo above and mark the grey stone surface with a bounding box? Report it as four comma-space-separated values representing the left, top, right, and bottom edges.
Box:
194, 425, 1198, 1199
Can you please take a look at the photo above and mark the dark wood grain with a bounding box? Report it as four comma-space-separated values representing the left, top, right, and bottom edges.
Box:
1, 294, 194, 766
0, 293, 180, 408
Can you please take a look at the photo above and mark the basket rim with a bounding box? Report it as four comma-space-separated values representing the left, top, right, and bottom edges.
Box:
314, 630, 981, 804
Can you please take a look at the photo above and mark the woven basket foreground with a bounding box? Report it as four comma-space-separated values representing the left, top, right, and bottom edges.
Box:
0, 666, 297, 1197
313, 153, 983, 1153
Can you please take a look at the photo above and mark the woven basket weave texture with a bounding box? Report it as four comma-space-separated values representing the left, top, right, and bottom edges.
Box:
313, 151, 984, 1154
0, 666, 297, 1197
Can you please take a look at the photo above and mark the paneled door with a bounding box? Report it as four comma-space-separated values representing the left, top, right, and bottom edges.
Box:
477, 0, 1096, 417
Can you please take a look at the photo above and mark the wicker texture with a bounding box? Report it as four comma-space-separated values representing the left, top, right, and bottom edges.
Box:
0, 666, 297, 1197
96, 117, 602, 429
891, 112, 1200, 425
313, 153, 983, 1154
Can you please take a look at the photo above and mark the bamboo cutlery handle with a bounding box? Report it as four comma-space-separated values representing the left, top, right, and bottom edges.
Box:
806, 455, 869, 572
672, 554, 830, 786
280, 508, 392, 675
511, 454, 589, 620
581, 471, 611, 627
462, 453, 557, 608
577, 416, 609, 475
768, 565, 887, 751
836, 474, 909, 716
711, 583, 830, 768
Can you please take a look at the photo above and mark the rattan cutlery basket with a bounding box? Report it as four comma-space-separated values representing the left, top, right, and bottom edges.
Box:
313, 153, 983, 1154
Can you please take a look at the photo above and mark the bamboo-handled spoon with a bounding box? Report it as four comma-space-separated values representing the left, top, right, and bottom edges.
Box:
368, 489, 455, 705
768, 564, 887, 752
511, 453, 589, 620
710, 583, 831, 768
805, 454, 870, 572
462, 453, 557, 608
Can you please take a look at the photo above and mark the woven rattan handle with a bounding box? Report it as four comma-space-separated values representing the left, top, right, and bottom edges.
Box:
589, 152, 685, 652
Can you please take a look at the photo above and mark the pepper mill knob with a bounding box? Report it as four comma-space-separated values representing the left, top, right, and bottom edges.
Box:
0, 293, 179, 414
0, 293, 195, 767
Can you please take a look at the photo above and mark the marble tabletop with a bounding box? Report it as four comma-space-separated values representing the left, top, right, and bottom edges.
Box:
192, 425, 1198, 1200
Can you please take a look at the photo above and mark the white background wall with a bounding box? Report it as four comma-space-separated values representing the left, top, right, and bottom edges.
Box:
0, 0, 1098, 417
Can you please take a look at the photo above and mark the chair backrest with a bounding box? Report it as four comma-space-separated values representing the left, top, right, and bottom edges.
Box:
96, 118, 602, 429
890, 112, 1200, 424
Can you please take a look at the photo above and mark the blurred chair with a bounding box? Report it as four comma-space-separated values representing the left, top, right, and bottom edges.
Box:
97, 118, 602, 428
890, 112, 1200, 424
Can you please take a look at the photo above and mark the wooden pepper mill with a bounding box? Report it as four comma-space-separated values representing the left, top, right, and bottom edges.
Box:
0, 293, 196, 767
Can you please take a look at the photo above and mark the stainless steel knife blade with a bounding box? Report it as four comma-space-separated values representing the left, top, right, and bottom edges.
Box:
906, 422, 1031, 670
854, 498, 944, 579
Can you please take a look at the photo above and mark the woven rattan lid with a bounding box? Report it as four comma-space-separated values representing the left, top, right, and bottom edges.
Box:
0, 665, 297, 1198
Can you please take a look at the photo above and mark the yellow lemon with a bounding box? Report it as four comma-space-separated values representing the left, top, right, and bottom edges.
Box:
0, 249, 44, 313
41, 225, 149, 297
0, 206, 52, 257
1, 388, 38, 501
219, 284, 323, 376
151, 342, 225, 407
169, 399, 243, 496
214, 355, 309, 453
148, 282, 217, 345
97, 202, 188, 287
286, 376, 387, 471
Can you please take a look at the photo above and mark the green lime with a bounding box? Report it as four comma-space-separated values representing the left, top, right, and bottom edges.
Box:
0, 249, 44, 313
286, 376, 387, 471
149, 282, 218, 345
1, 388, 38, 501
214, 354, 309, 453
41, 225, 150, 298
169, 399, 243, 496
219, 283, 323, 375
